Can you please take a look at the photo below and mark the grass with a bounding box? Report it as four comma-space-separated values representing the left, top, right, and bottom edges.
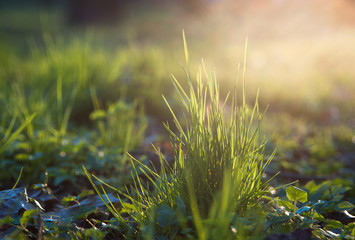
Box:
0, 36, 151, 187
162, 39, 274, 218
81, 36, 354, 240
89, 97, 148, 152
0, 113, 35, 158
0, 3, 354, 239
85, 36, 277, 239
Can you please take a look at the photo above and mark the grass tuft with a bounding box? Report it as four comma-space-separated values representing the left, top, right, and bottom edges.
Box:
85, 37, 275, 239
162, 37, 274, 218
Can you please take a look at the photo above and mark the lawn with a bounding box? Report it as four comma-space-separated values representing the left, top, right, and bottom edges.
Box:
0, 1, 354, 239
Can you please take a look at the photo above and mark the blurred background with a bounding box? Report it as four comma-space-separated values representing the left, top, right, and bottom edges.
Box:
1, 0, 355, 125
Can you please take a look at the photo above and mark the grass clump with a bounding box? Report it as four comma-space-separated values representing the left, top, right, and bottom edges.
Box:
165, 63, 272, 218
153, 43, 275, 238
164, 35, 273, 212
87, 37, 275, 239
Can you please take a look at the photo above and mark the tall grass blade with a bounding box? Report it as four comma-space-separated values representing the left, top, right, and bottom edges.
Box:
0, 113, 36, 156
182, 30, 189, 70
12, 167, 23, 189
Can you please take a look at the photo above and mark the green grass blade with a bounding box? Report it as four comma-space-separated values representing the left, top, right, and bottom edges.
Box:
182, 29, 189, 69
0, 113, 36, 156
82, 165, 126, 223
12, 167, 23, 189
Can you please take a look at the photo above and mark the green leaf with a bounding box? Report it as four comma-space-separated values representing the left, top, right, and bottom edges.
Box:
277, 200, 294, 212
309, 200, 326, 212
300, 217, 314, 228
326, 219, 343, 230
61, 195, 76, 206
119, 202, 136, 214
313, 212, 325, 222
265, 214, 293, 230
70, 205, 97, 220
141, 224, 156, 237
334, 201, 355, 211
0, 216, 13, 226
345, 222, 355, 232
81, 228, 105, 240
266, 214, 294, 233
176, 196, 186, 216
346, 222, 355, 228
296, 206, 311, 215
20, 209, 37, 227
156, 205, 177, 228
286, 186, 308, 203
89, 110, 106, 120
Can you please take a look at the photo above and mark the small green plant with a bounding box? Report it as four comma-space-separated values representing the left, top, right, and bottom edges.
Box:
267, 181, 355, 239
151, 35, 275, 239
0, 113, 35, 157
86, 34, 275, 239
286, 185, 308, 213
89, 98, 147, 152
